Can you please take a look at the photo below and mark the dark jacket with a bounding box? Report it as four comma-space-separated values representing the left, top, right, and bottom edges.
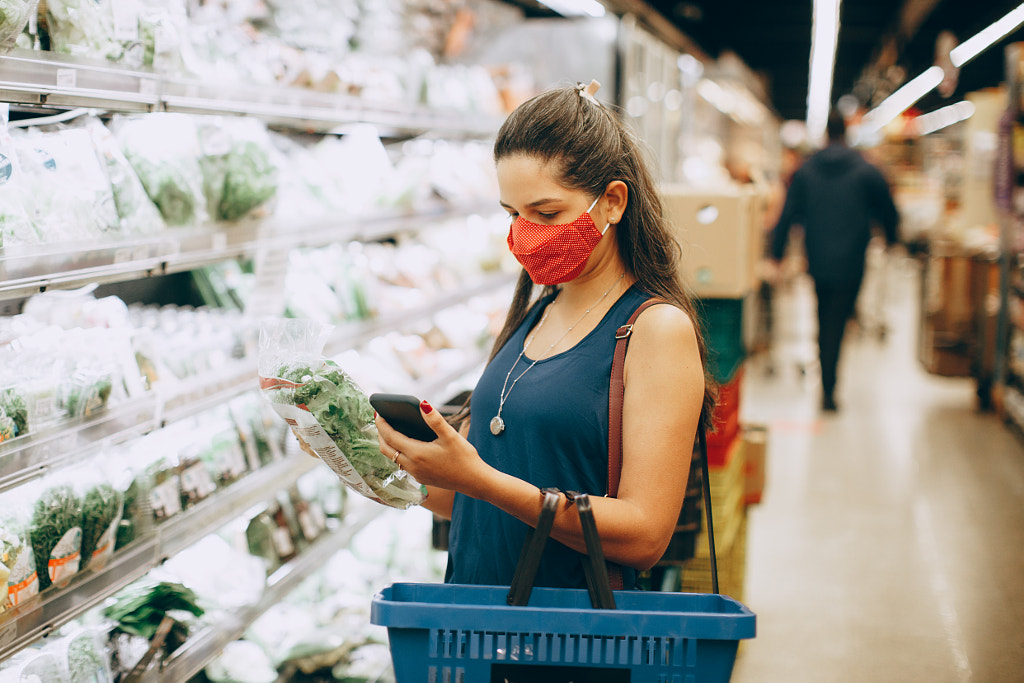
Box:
770, 143, 899, 284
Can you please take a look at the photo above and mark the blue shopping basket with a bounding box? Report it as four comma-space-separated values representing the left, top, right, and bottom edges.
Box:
371, 491, 756, 682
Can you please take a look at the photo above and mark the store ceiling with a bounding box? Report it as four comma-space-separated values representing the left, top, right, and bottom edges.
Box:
643, 0, 1024, 121
509, 0, 1024, 121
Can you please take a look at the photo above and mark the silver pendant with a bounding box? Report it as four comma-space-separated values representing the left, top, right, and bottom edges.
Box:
490, 415, 505, 436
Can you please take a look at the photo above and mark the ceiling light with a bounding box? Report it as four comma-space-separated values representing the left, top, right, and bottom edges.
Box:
914, 100, 976, 135
950, 3, 1024, 68
535, 0, 606, 18
862, 66, 944, 132
806, 0, 842, 144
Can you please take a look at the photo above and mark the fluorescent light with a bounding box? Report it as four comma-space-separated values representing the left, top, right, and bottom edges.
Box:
806, 0, 842, 144
950, 3, 1024, 67
914, 100, 976, 135
863, 66, 944, 131
536, 0, 606, 17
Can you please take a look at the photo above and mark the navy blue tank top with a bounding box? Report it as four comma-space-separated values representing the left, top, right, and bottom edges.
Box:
446, 284, 653, 589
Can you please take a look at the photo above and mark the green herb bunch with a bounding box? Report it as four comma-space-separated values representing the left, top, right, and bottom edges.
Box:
105, 581, 205, 655
79, 483, 123, 571
30, 484, 83, 590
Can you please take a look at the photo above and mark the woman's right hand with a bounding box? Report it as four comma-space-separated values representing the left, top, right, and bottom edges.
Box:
375, 399, 490, 499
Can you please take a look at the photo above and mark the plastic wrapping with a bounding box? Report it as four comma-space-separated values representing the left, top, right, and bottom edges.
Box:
0, 493, 39, 612
258, 319, 425, 510
77, 478, 123, 573
0, 0, 37, 55
205, 640, 278, 683
28, 477, 83, 591
197, 117, 279, 222
113, 114, 209, 227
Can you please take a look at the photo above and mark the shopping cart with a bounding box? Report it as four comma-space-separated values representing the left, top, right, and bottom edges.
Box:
372, 486, 756, 682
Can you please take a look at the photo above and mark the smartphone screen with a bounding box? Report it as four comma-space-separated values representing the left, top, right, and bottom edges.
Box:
369, 393, 437, 442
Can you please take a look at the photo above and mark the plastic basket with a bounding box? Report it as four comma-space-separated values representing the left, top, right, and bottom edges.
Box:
372, 582, 754, 682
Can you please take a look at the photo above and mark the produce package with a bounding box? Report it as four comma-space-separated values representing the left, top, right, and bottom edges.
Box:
258, 319, 425, 509
0, 121, 43, 248
77, 481, 123, 572
0, 649, 69, 683
113, 113, 208, 227
79, 117, 165, 235
9, 125, 121, 242
197, 117, 279, 222
104, 580, 204, 656
61, 628, 113, 683
28, 479, 83, 591
0, 508, 39, 612
0, 0, 37, 55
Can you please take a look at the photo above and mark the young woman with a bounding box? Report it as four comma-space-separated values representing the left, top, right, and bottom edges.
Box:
375, 82, 713, 590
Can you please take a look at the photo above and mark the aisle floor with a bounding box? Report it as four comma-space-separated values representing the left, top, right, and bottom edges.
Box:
730, 258, 1024, 683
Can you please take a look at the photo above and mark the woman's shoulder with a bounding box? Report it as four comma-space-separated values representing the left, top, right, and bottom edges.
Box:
629, 296, 698, 348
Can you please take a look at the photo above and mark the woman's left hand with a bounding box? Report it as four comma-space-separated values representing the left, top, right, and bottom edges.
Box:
375, 400, 489, 498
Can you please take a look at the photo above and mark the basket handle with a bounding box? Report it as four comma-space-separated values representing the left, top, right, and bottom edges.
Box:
506, 490, 617, 609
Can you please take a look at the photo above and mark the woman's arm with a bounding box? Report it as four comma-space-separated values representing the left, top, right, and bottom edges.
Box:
376, 304, 703, 571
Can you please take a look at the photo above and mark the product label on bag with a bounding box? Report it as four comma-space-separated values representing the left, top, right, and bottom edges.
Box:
89, 514, 122, 572
150, 477, 183, 519
264, 401, 387, 505
49, 527, 82, 587
8, 550, 39, 606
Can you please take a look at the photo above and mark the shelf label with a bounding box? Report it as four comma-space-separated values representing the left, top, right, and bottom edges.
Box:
139, 78, 159, 97
55, 68, 77, 89
113, 248, 133, 264
132, 245, 150, 261
212, 232, 228, 252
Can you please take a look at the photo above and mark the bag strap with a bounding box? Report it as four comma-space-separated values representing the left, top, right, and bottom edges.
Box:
607, 296, 719, 594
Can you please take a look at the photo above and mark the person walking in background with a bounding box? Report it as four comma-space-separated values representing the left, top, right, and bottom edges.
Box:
769, 110, 899, 412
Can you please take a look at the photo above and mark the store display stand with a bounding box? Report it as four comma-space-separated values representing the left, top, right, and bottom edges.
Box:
0, 46, 501, 674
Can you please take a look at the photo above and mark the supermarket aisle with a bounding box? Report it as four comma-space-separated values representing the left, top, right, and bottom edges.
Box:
731, 257, 1024, 683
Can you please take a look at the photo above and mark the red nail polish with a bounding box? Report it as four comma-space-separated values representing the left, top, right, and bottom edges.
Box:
420, 400, 433, 414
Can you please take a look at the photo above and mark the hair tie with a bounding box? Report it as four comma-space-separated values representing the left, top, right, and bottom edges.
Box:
578, 79, 601, 104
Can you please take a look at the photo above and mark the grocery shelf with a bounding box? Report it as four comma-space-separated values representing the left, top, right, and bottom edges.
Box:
0, 454, 317, 662
153, 505, 382, 682
0, 203, 498, 302
324, 270, 517, 357
0, 393, 159, 495
0, 49, 160, 112
0, 50, 500, 137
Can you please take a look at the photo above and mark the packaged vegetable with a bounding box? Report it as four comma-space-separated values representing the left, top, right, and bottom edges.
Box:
78, 481, 123, 572
205, 640, 278, 683
29, 480, 83, 591
62, 628, 113, 683
104, 580, 204, 656
0, 510, 38, 613
258, 319, 425, 510
0, 0, 37, 55
79, 117, 165, 234
197, 117, 279, 222
0, 649, 69, 683
113, 114, 208, 227
0, 120, 42, 248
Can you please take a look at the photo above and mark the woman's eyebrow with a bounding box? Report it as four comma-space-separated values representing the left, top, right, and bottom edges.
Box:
499, 198, 563, 210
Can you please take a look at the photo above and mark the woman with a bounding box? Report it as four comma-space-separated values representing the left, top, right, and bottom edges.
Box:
376, 82, 713, 590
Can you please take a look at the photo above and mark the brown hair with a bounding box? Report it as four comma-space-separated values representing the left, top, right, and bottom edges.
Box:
488, 84, 717, 432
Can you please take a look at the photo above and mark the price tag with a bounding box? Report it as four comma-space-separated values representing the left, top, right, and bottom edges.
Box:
139, 78, 158, 97
132, 245, 150, 261
113, 248, 133, 264
55, 68, 77, 89
212, 233, 228, 252
112, 0, 140, 41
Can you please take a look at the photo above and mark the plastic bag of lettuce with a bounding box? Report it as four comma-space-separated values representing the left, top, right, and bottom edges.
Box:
258, 320, 425, 510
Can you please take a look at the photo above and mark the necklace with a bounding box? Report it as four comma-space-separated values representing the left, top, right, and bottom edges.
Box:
490, 273, 625, 436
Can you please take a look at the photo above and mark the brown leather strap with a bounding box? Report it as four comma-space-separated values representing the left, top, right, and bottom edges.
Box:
608, 297, 669, 497
606, 296, 668, 591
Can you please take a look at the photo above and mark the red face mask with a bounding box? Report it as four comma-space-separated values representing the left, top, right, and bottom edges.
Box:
507, 197, 608, 285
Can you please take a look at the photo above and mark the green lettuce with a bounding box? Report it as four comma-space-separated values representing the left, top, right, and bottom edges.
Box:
267, 361, 423, 508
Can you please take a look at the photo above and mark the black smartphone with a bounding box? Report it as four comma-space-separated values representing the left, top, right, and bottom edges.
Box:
369, 393, 437, 442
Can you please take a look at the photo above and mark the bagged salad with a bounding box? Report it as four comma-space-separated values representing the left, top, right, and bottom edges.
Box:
258, 319, 425, 509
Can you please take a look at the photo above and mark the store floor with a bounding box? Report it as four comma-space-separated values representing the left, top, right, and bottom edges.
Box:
730, 258, 1024, 683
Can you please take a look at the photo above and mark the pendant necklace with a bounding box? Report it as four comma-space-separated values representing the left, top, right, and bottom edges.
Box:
490, 273, 625, 436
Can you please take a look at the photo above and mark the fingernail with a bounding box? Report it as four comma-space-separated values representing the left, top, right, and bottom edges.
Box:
420, 400, 433, 414
373, 410, 377, 418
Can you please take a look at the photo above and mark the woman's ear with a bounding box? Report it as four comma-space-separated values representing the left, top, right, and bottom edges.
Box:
603, 180, 628, 224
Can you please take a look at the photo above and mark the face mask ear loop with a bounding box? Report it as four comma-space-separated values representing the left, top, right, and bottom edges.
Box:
586, 195, 610, 235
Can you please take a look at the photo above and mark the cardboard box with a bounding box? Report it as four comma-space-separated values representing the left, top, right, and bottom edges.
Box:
662, 185, 762, 298
742, 424, 767, 505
